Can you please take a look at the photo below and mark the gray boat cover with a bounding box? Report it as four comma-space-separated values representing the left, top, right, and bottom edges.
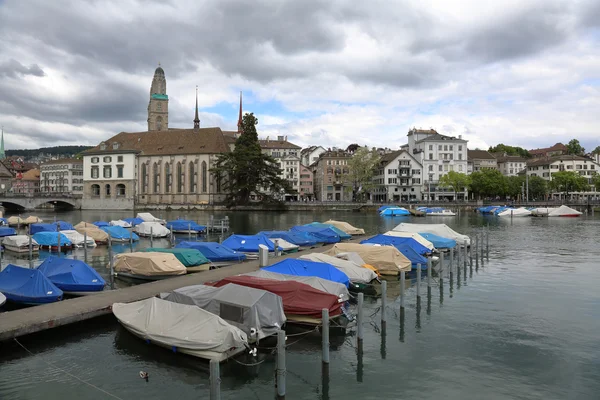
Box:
299, 253, 377, 283
113, 252, 187, 276
162, 283, 286, 340
392, 223, 470, 246
268, 238, 299, 251
135, 222, 171, 237
243, 269, 350, 301
110, 220, 132, 228
0, 292, 5, 307
3, 235, 38, 248
113, 297, 248, 361
60, 230, 97, 247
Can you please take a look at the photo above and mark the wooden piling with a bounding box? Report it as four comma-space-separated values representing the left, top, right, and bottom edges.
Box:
83, 231, 88, 263
28, 226, 33, 268
400, 270, 405, 310
322, 308, 330, 365
209, 359, 221, 400
381, 280, 387, 327
416, 263, 421, 297
150, 227, 153, 247
427, 256, 432, 287
357, 292, 364, 350
463, 239, 467, 267
276, 329, 286, 400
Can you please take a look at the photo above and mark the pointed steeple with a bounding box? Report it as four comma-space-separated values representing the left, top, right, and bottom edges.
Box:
0, 126, 5, 160
193, 86, 200, 131
237, 91, 243, 133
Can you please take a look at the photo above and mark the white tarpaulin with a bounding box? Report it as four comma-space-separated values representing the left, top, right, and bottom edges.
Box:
60, 230, 97, 247
381, 231, 435, 251
268, 238, 299, 252
162, 283, 286, 340
113, 297, 248, 361
548, 205, 582, 217
136, 213, 166, 224
135, 222, 170, 238
392, 223, 470, 246
3, 235, 37, 248
110, 220, 132, 228
299, 253, 377, 283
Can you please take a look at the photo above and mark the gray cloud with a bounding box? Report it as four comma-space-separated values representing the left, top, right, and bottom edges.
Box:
0, 59, 45, 78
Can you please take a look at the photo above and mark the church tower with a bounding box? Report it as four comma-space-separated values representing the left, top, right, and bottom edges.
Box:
147, 64, 169, 131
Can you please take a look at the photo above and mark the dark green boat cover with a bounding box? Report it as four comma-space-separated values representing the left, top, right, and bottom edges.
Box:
144, 248, 209, 267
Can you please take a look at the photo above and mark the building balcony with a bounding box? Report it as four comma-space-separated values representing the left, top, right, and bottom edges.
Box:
397, 173, 412, 178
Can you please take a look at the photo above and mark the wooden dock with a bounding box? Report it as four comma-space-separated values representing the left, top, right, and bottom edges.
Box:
0, 238, 361, 342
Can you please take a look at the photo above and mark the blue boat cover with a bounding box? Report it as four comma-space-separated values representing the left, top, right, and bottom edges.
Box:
0, 227, 16, 237
259, 231, 318, 247
360, 234, 430, 255
101, 226, 139, 241
93, 221, 110, 227
380, 207, 410, 216
0, 217, 7, 226
290, 225, 340, 244
306, 223, 352, 240
175, 241, 246, 262
123, 217, 144, 226
57, 221, 74, 230
222, 234, 280, 252
0, 264, 63, 304
264, 258, 350, 287
32, 232, 72, 247
166, 219, 206, 232
37, 256, 105, 292
378, 205, 396, 212
417, 232, 456, 249
29, 222, 75, 234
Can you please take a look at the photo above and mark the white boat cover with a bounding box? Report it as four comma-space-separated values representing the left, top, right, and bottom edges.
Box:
299, 253, 377, 283
136, 212, 166, 224
74, 222, 110, 243
60, 230, 97, 247
110, 220, 132, 228
113, 297, 248, 361
243, 270, 350, 301
113, 252, 186, 277
135, 222, 171, 237
322, 220, 365, 235
324, 243, 411, 275
548, 205, 582, 217
23, 216, 43, 224
3, 235, 38, 248
497, 207, 531, 217
268, 238, 299, 251
7, 216, 25, 225
161, 283, 286, 340
392, 223, 470, 246
530, 207, 556, 216
0, 292, 5, 307
382, 231, 435, 250
429, 210, 456, 216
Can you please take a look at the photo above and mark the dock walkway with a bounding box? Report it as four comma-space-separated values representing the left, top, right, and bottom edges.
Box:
0, 239, 356, 341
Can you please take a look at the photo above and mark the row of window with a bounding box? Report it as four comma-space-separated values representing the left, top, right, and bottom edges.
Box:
140, 161, 212, 194
387, 178, 422, 184
90, 156, 124, 164
429, 153, 462, 160
41, 164, 83, 170
428, 164, 464, 172
91, 165, 124, 179
91, 183, 126, 197
326, 160, 348, 166
428, 144, 463, 151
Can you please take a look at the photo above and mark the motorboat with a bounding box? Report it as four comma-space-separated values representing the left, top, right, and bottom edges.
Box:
392, 223, 470, 246
0, 227, 17, 239
32, 232, 72, 251
110, 220, 133, 228
263, 258, 351, 288
23, 216, 43, 225
380, 207, 410, 216
29, 222, 74, 234
134, 221, 171, 238
123, 217, 144, 227
305, 223, 352, 240
324, 243, 411, 276
547, 205, 582, 217
166, 219, 206, 234
37, 256, 105, 295
268, 238, 299, 253
298, 253, 377, 284
0, 264, 63, 305
113, 297, 248, 361
409, 232, 456, 249
93, 221, 110, 228
7, 216, 25, 226
290, 225, 340, 244
112, 252, 187, 281
222, 234, 281, 258
60, 230, 97, 248
136, 212, 166, 225
0, 292, 5, 307
3, 235, 39, 253
259, 231, 318, 248
419, 208, 456, 216
497, 207, 532, 217
161, 283, 286, 342
101, 226, 140, 242
381, 231, 435, 251
322, 220, 365, 235
361, 234, 430, 255
74, 222, 110, 244
143, 248, 212, 272
176, 242, 246, 267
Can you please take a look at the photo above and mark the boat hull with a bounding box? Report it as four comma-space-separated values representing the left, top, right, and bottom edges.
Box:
4, 245, 39, 253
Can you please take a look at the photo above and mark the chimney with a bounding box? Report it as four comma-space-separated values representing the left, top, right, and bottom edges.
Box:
277, 135, 284, 141
266, 136, 269, 143
458, 135, 462, 139
285, 135, 287, 141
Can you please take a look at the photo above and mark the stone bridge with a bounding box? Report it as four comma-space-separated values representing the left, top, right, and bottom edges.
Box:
0, 194, 82, 211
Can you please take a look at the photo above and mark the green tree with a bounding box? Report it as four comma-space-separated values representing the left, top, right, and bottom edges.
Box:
469, 169, 508, 198
566, 139, 585, 155
591, 146, 600, 155
549, 171, 589, 195
590, 173, 600, 191
344, 146, 380, 202
527, 175, 548, 200
438, 171, 471, 200
211, 113, 293, 206
505, 175, 525, 198
488, 143, 531, 158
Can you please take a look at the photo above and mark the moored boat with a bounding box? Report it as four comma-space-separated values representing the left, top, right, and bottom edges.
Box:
0, 227, 17, 239
3, 235, 39, 253
322, 220, 365, 235
143, 248, 212, 272
110, 220, 132, 228
290, 225, 341, 244
112, 252, 187, 281
101, 226, 140, 242
547, 205, 582, 217
263, 258, 351, 288
32, 232, 72, 251
259, 231, 319, 248
175, 242, 246, 267
7, 216, 25, 227
74, 222, 110, 244
166, 219, 206, 234
324, 243, 411, 276
497, 207, 532, 217
380, 207, 410, 216
0, 292, 5, 307
112, 297, 248, 362
0, 264, 63, 305
392, 223, 470, 246
60, 230, 97, 248
222, 234, 281, 258
22, 216, 43, 225
134, 221, 170, 238
268, 238, 299, 253
37, 256, 105, 295
136, 212, 166, 225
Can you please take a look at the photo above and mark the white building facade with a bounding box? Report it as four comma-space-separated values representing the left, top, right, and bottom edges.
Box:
259, 136, 302, 200
372, 150, 423, 202
40, 158, 84, 195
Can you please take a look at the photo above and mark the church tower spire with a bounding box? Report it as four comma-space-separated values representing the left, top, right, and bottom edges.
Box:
237, 91, 243, 133
147, 63, 169, 131
193, 86, 200, 131
0, 126, 5, 160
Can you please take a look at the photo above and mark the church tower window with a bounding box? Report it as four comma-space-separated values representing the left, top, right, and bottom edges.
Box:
164, 162, 171, 193
176, 162, 183, 193
201, 161, 207, 193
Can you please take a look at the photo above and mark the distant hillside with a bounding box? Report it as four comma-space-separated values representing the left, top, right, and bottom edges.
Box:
5, 145, 94, 159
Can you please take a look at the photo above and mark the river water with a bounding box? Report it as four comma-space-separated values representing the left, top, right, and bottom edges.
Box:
0, 210, 599, 400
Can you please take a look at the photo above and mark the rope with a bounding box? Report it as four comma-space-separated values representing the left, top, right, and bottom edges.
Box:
230, 357, 268, 367
13, 338, 126, 400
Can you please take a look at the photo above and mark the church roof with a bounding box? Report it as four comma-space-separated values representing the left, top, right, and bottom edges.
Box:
258, 139, 301, 149
155, 66, 165, 75
83, 128, 230, 156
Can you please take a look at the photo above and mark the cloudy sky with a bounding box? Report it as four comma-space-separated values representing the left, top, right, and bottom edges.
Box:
1, 0, 599, 152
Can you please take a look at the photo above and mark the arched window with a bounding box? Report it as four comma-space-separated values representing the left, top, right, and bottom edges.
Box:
116, 184, 126, 197
105, 184, 111, 197
176, 162, 183, 193
189, 162, 196, 193
201, 161, 207, 193
164, 162, 171, 193
141, 163, 148, 193
156, 116, 163, 130
153, 163, 160, 193
91, 184, 100, 197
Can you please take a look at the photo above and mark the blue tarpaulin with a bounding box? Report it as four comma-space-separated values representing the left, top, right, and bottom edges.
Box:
222, 234, 280, 252
0, 218, 7, 226
378, 205, 396, 212
290, 225, 340, 244
0, 227, 16, 237
37, 256, 105, 292
123, 217, 144, 226
93, 221, 110, 227
0, 264, 63, 304
380, 207, 410, 216
264, 258, 350, 287
166, 220, 206, 232
32, 232, 72, 247
101, 226, 139, 241
30, 223, 57, 234
306, 223, 352, 240
360, 234, 430, 255
259, 231, 318, 247
417, 232, 456, 249
176, 241, 246, 262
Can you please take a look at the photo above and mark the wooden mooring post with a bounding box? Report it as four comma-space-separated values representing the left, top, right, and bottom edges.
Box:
276, 329, 286, 400
322, 308, 330, 399
209, 359, 221, 400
